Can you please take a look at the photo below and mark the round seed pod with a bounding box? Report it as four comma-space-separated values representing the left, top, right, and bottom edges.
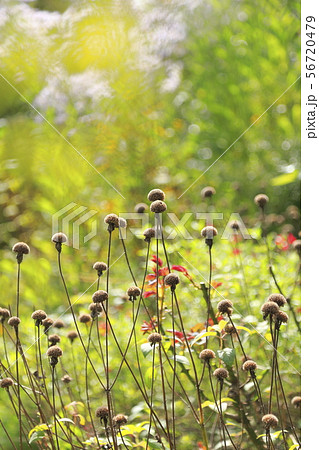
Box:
150, 200, 167, 213
213, 368, 229, 381
12, 242, 30, 255
291, 396, 301, 408
93, 262, 107, 275
104, 214, 119, 230
0, 308, 10, 322
261, 301, 279, 320
201, 186, 216, 198
134, 203, 148, 214
147, 333, 162, 345
127, 286, 141, 300
89, 302, 103, 318
199, 349, 215, 362
48, 334, 61, 346
42, 317, 54, 330
8, 316, 21, 328
224, 323, 236, 334
113, 414, 128, 427
79, 313, 91, 324
0, 378, 14, 388
148, 189, 165, 202
262, 414, 278, 429
292, 240, 301, 254
53, 319, 65, 329
267, 294, 286, 307
164, 273, 180, 289
51, 233, 67, 244
143, 228, 156, 242
229, 220, 240, 231
67, 331, 78, 343
201, 226, 218, 239
92, 290, 108, 304
254, 194, 269, 209
46, 346, 63, 358
61, 374, 72, 384
217, 299, 233, 315
242, 360, 257, 372
119, 217, 127, 229
95, 406, 109, 419
31, 310, 47, 324
274, 311, 289, 324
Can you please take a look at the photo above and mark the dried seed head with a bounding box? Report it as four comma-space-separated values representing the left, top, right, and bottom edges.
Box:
229, 220, 240, 231
292, 240, 301, 252
89, 302, 103, 318
113, 414, 128, 427
224, 323, 236, 334
61, 374, 72, 384
213, 368, 229, 381
48, 334, 61, 345
148, 189, 165, 202
12, 242, 30, 255
274, 310, 289, 324
92, 290, 108, 304
143, 228, 156, 242
51, 232, 68, 244
201, 226, 218, 239
147, 333, 162, 345
31, 310, 47, 323
254, 194, 269, 209
119, 217, 127, 229
8, 316, 20, 328
0, 308, 10, 322
134, 203, 148, 213
46, 346, 63, 358
242, 360, 257, 372
291, 396, 301, 408
201, 186, 216, 198
164, 273, 180, 289
104, 214, 119, 229
261, 301, 279, 319
67, 331, 78, 343
79, 313, 91, 324
262, 414, 278, 429
53, 319, 65, 329
199, 349, 216, 362
217, 299, 233, 315
127, 286, 141, 300
95, 406, 109, 419
0, 378, 14, 388
150, 200, 167, 213
93, 262, 107, 274
267, 294, 286, 307
42, 317, 54, 332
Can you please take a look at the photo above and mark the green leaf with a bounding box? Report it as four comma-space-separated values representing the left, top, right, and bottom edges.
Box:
28, 424, 50, 440
271, 170, 299, 186
141, 342, 153, 357
190, 331, 217, 346
217, 348, 236, 367
170, 355, 190, 366
288, 445, 299, 450
57, 418, 75, 425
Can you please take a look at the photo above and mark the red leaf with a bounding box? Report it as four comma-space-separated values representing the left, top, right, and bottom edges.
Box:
158, 267, 169, 277
151, 255, 163, 267
288, 233, 297, 244
172, 265, 188, 274
143, 290, 156, 298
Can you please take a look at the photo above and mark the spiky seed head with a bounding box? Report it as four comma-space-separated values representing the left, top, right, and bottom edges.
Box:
104, 214, 119, 228
261, 301, 279, 319
291, 396, 301, 408
217, 299, 233, 315
213, 368, 229, 380
127, 286, 141, 300
8, 316, 20, 328
199, 349, 215, 362
46, 346, 63, 358
164, 273, 180, 289
224, 323, 236, 334
274, 311, 289, 324
267, 294, 286, 307
262, 414, 278, 429
143, 228, 156, 242
254, 194, 269, 209
150, 200, 167, 213
53, 319, 65, 329
67, 331, 78, 343
113, 414, 128, 427
61, 375, 72, 384
0, 308, 10, 322
12, 242, 30, 255
92, 290, 108, 303
95, 406, 109, 419
0, 378, 14, 388
48, 334, 61, 345
201, 186, 216, 198
51, 233, 67, 244
148, 189, 165, 202
31, 310, 47, 323
201, 226, 218, 239
147, 333, 162, 345
93, 262, 107, 274
242, 360, 257, 371
134, 203, 148, 213
79, 313, 91, 324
